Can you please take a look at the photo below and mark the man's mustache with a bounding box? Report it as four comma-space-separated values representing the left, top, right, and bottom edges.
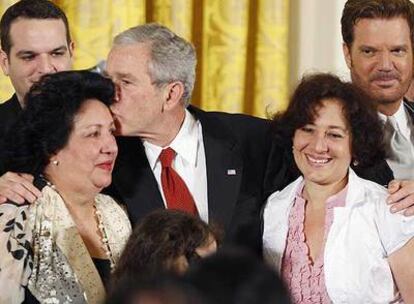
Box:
369, 72, 401, 82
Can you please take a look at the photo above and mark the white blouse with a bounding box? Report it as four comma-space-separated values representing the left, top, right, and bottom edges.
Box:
263, 169, 414, 303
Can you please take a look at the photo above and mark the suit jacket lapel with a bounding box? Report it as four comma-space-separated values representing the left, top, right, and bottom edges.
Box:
112, 136, 164, 224
189, 106, 243, 231
404, 99, 414, 122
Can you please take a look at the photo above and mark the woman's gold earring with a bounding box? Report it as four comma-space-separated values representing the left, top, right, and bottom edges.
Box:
52, 160, 59, 166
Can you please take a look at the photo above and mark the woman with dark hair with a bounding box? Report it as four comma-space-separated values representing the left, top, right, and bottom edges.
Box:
263, 73, 414, 303
0, 71, 131, 304
111, 209, 218, 287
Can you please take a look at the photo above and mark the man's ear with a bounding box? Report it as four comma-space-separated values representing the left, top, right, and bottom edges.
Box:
343, 42, 352, 69
68, 41, 75, 58
0, 49, 10, 76
163, 81, 185, 111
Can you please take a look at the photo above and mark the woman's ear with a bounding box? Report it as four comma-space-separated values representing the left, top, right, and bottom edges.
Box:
351, 150, 359, 167
171, 255, 189, 274
48, 152, 60, 166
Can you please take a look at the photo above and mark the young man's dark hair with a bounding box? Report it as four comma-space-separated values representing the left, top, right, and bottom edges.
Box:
341, 0, 414, 49
0, 0, 71, 55
111, 209, 220, 286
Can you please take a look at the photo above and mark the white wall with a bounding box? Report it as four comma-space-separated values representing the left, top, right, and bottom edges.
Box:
289, 0, 348, 90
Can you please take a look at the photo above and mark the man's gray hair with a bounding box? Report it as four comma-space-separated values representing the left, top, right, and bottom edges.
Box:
113, 23, 197, 106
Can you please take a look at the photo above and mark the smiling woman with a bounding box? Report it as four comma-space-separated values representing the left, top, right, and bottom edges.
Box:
0, 71, 131, 304
263, 73, 414, 303
292, 99, 352, 192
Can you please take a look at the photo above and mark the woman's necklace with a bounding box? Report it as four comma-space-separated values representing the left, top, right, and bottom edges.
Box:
94, 206, 116, 269
42, 175, 116, 269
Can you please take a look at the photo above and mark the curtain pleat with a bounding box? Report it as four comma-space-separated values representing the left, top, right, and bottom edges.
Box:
0, 0, 289, 117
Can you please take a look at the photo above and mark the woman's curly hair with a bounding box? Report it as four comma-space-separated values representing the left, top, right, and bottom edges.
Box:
272, 73, 385, 169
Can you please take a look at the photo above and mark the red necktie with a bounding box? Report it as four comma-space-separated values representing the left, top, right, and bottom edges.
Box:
159, 147, 198, 215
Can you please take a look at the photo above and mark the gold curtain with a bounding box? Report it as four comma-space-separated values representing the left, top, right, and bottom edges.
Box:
0, 0, 289, 117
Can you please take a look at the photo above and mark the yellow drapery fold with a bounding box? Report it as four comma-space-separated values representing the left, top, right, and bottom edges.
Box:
54, 0, 146, 70
151, 0, 193, 41
0, 0, 289, 117
201, 0, 249, 113
254, 0, 289, 117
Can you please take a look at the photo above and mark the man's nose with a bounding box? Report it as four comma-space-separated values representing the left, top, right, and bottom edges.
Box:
378, 52, 393, 72
37, 55, 57, 75
114, 83, 122, 102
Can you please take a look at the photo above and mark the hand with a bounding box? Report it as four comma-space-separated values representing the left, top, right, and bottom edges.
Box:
387, 179, 414, 216
0, 172, 41, 204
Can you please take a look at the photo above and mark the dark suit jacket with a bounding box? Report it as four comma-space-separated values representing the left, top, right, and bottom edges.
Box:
0, 95, 22, 173
107, 106, 274, 251
0, 94, 21, 139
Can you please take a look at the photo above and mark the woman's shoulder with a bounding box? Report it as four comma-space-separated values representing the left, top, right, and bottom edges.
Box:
348, 170, 388, 205
265, 177, 303, 205
359, 177, 388, 199
350, 171, 414, 255
95, 193, 131, 228
96, 192, 121, 205
263, 176, 303, 222
95, 193, 129, 217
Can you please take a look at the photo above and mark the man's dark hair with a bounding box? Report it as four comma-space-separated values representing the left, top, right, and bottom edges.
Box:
0, 0, 71, 55
3, 70, 114, 175
341, 0, 414, 48
272, 73, 385, 169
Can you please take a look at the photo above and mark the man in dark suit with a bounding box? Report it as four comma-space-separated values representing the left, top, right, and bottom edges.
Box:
0, 0, 73, 198
341, 0, 414, 213
105, 23, 272, 249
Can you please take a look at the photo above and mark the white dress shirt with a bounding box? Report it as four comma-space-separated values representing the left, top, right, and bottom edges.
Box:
378, 101, 414, 179
143, 110, 209, 222
263, 169, 414, 303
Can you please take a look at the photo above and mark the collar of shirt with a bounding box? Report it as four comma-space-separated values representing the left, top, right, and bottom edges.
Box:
294, 181, 348, 209
378, 100, 411, 139
143, 109, 200, 170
